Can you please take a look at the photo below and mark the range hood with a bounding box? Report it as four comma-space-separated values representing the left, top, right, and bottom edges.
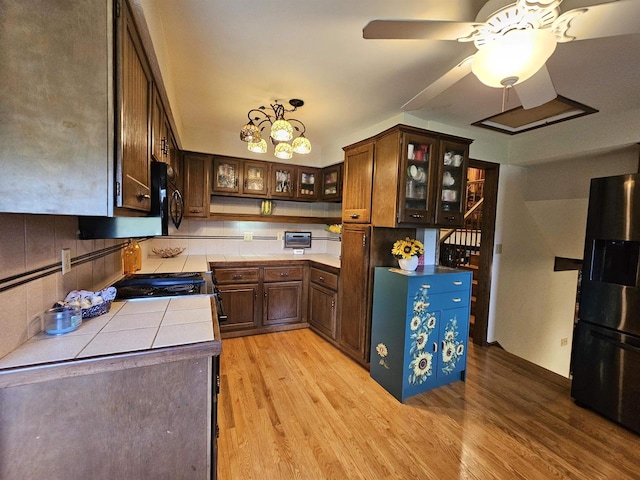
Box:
78, 216, 163, 239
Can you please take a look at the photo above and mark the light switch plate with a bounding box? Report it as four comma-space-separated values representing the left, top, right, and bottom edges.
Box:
61, 248, 71, 275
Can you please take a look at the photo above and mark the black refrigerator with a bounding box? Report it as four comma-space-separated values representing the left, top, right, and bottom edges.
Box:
571, 173, 640, 433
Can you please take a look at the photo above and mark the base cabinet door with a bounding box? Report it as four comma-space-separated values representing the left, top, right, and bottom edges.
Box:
263, 281, 303, 326
370, 267, 471, 402
309, 283, 338, 339
218, 283, 260, 331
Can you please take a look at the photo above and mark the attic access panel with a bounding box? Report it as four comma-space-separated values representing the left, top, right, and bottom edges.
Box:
472, 96, 598, 135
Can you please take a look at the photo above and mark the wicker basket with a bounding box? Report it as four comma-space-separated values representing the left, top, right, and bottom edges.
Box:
81, 300, 113, 319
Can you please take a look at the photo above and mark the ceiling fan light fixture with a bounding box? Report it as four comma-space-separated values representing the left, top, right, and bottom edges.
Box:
471, 29, 557, 88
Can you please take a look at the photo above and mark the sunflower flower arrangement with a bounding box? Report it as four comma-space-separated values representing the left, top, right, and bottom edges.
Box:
391, 237, 424, 259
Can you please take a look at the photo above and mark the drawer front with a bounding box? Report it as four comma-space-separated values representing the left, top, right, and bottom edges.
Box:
416, 272, 471, 295
428, 291, 470, 310
310, 267, 339, 291
263, 265, 303, 282
215, 267, 260, 284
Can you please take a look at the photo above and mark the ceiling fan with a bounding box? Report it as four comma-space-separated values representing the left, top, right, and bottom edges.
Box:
363, 0, 640, 110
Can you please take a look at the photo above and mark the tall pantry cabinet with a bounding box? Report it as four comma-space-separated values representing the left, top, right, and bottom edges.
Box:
338, 124, 472, 366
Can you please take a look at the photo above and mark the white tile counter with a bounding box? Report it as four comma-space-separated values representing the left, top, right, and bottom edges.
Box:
0, 295, 214, 370
206, 253, 341, 269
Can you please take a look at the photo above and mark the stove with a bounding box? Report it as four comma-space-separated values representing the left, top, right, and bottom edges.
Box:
113, 272, 212, 300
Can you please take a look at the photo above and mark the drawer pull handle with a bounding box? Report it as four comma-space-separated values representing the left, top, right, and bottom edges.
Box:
318, 276, 325, 282
280, 272, 289, 277
136, 193, 151, 201
453, 281, 463, 286
452, 298, 462, 302
410, 214, 425, 218
350, 214, 360, 219
232, 274, 243, 280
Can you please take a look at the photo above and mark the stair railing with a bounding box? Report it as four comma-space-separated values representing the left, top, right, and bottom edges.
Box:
440, 178, 484, 267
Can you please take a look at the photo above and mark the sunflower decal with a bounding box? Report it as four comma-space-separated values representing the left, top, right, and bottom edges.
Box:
441, 317, 464, 375
407, 284, 437, 385
376, 342, 390, 369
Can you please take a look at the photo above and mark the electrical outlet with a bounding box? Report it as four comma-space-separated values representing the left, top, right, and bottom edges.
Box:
495, 243, 503, 254
277, 232, 283, 241
560, 337, 568, 347
61, 248, 71, 275
243, 232, 253, 241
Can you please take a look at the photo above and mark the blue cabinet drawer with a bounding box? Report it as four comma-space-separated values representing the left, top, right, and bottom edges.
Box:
427, 291, 470, 310
414, 272, 471, 294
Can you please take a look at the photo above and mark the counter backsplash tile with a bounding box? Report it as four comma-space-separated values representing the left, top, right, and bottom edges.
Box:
0, 213, 125, 361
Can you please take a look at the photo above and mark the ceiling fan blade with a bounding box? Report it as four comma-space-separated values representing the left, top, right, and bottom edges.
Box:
555, 0, 640, 42
363, 20, 480, 40
513, 65, 557, 110
402, 55, 474, 111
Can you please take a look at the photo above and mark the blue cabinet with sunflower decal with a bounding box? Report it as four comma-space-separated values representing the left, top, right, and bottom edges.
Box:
370, 266, 472, 402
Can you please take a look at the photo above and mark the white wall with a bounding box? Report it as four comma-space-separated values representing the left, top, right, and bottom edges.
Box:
488, 146, 639, 377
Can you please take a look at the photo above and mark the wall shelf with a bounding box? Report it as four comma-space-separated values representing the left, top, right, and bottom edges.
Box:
208, 213, 341, 225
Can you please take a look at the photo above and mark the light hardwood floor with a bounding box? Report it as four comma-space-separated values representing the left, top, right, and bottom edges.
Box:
217, 329, 640, 480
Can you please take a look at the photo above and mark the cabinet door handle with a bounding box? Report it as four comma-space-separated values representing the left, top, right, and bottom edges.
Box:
136, 193, 151, 201
421, 284, 431, 289
350, 214, 360, 219
446, 216, 455, 221
331, 300, 335, 310
189, 208, 202, 213
452, 297, 462, 303
410, 214, 425, 218
453, 281, 463, 286
432, 342, 438, 353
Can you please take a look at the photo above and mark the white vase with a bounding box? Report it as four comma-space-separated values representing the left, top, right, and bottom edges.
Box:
398, 256, 419, 271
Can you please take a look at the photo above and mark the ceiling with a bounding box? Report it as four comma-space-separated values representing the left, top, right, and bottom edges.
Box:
140, 0, 640, 166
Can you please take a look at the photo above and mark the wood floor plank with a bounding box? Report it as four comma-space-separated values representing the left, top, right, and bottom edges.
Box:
217, 329, 640, 480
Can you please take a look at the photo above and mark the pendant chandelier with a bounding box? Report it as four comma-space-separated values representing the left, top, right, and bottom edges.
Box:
239, 99, 311, 160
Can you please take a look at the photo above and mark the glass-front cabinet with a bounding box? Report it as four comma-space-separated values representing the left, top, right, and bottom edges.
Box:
212, 157, 241, 194
295, 167, 319, 201
321, 163, 342, 201
242, 161, 269, 197
270, 163, 295, 199
434, 140, 469, 226
399, 132, 439, 225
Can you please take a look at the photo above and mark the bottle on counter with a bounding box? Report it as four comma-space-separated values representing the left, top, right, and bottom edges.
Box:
131, 239, 142, 271
122, 241, 136, 275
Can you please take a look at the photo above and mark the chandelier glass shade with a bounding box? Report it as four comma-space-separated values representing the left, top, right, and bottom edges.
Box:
471, 29, 557, 88
248, 138, 268, 153
240, 99, 311, 158
274, 142, 293, 160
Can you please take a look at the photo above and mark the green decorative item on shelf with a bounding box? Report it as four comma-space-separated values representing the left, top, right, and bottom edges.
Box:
260, 199, 273, 215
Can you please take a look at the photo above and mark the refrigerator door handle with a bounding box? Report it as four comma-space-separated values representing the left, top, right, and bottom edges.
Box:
590, 330, 640, 354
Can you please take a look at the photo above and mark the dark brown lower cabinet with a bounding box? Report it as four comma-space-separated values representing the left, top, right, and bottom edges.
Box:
214, 264, 307, 338
309, 265, 340, 340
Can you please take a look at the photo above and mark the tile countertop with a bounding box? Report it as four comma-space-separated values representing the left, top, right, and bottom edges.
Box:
205, 253, 341, 269
0, 253, 339, 372
0, 296, 214, 370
